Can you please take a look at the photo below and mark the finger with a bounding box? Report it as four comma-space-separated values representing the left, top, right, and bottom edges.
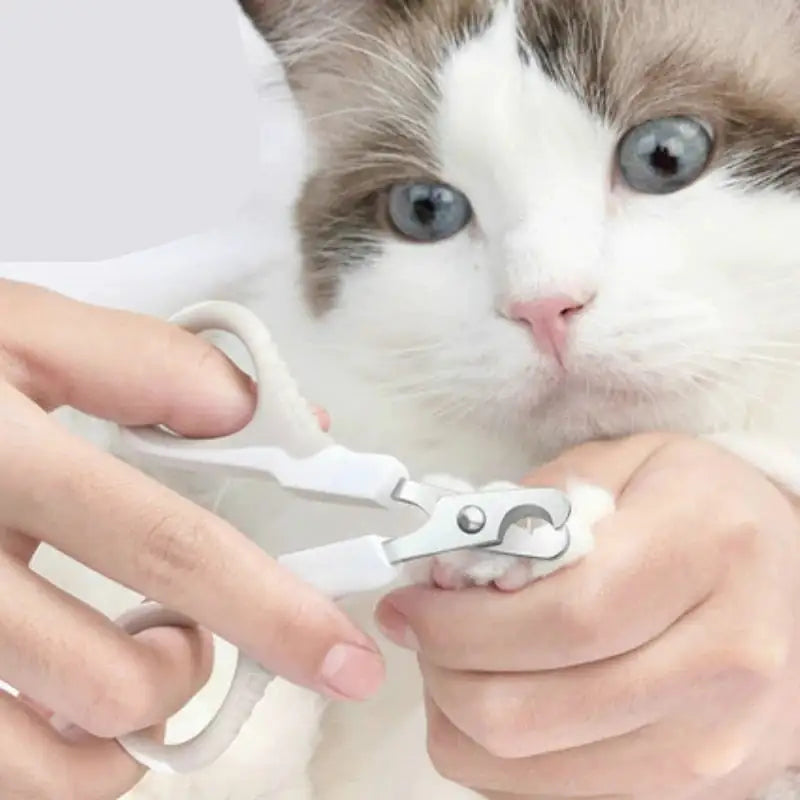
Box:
0, 278, 255, 435
425, 694, 738, 798
419, 596, 759, 760
0, 690, 149, 800
0, 553, 213, 738
0, 399, 385, 700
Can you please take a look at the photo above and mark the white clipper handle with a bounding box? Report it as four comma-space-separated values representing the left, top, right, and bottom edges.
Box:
122, 300, 331, 459
116, 301, 411, 505
114, 604, 272, 774
116, 536, 399, 774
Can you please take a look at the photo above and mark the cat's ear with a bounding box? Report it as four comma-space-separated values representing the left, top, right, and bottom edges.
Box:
238, 0, 364, 66
238, 0, 309, 56
237, 0, 394, 139
238, 0, 299, 41
238, 1, 366, 99
238, 0, 436, 162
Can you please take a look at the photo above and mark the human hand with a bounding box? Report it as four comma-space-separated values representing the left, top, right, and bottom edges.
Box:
376, 434, 800, 800
0, 279, 383, 799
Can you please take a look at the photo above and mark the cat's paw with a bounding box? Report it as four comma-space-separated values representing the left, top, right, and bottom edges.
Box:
405, 475, 614, 592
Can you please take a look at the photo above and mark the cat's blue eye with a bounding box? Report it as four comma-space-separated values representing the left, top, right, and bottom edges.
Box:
387, 182, 473, 242
617, 116, 714, 194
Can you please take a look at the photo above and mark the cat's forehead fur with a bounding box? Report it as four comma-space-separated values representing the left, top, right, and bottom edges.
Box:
242, 0, 800, 307
246, 0, 800, 145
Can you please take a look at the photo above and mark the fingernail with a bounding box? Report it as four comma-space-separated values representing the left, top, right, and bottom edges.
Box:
311, 405, 331, 431
375, 602, 419, 651
320, 643, 385, 700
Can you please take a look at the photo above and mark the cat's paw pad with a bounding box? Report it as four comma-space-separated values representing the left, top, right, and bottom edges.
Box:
406, 476, 615, 592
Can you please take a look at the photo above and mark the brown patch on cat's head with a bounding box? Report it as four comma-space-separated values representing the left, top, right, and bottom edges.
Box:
241, 0, 800, 311
241, 0, 498, 310
517, 0, 800, 191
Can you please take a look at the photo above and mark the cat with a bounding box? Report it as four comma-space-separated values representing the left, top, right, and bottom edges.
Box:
102, 0, 800, 798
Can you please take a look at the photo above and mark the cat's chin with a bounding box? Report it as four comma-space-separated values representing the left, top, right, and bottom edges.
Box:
526, 377, 647, 413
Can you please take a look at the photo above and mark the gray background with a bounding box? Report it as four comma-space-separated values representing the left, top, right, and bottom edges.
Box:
0, 0, 261, 262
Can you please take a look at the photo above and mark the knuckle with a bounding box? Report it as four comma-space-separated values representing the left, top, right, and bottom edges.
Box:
719, 517, 762, 560
135, 511, 208, 591
81, 652, 161, 736
671, 749, 708, 785
464, 684, 529, 759
480, 730, 527, 760
555, 591, 605, 651
260, 584, 319, 651
714, 636, 789, 689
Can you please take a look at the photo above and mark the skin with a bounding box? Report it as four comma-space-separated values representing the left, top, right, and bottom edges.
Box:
376, 434, 800, 800
0, 279, 384, 800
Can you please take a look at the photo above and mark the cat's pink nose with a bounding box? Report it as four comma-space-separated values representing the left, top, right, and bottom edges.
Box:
509, 295, 588, 366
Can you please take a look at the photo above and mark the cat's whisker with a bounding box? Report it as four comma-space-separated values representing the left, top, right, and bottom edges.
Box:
311, 39, 435, 104
744, 340, 800, 351
703, 351, 800, 370
304, 77, 433, 134
322, 78, 427, 117
320, 152, 437, 179
664, 365, 773, 409
310, 115, 432, 145
310, 14, 435, 89
308, 106, 414, 124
